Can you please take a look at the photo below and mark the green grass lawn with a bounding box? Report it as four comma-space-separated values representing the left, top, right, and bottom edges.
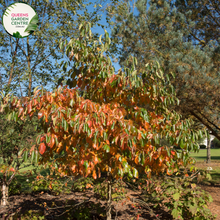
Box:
189, 148, 220, 185
190, 148, 220, 161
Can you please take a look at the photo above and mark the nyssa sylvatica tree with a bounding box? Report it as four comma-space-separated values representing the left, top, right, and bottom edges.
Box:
1, 23, 205, 218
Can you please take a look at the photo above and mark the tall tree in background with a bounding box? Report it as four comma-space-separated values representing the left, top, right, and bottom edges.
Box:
0, 0, 105, 97
173, 0, 219, 47
106, 0, 220, 140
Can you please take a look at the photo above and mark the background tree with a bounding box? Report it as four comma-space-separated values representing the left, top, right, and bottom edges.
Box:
106, 0, 220, 140
2, 24, 205, 218
0, 0, 105, 97
173, 0, 219, 47
0, 94, 42, 205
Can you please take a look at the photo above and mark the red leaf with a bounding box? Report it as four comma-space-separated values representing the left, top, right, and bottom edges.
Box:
10, 167, 15, 172
88, 120, 92, 128
171, 150, 175, 156
40, 135, 46, 142
39, 143, 46, 155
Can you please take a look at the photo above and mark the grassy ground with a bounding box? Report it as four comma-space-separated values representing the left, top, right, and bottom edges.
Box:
190, 148, 220, 161
189, 148, 220, 185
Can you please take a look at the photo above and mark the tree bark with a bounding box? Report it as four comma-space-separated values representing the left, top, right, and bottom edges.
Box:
27, 37, 32, 97
190, 110, 220, 141
8, 38, 19, 86
1, 172, 9, 206
106, 168, 112, 220
207, 133, 211, 164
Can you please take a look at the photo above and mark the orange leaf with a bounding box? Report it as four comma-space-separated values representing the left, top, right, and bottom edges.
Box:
39, 143, 46, 155
93, 143, 97, 150
94, 156, 99, 165
92, 170, 97, 179
137, 132, 142, 140
134, 156, 139, 165
49, 136, 55, 148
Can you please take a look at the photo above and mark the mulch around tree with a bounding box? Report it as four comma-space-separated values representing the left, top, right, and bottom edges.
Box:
0, 184, 219, 220
0, 188, 171, 220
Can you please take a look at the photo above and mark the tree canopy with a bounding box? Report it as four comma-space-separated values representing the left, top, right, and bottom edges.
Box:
0, 0, 105, 96
106, 0, 220, 140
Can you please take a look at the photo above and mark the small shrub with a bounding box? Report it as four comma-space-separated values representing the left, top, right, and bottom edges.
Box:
0, 177, 21, 198
94, 178, 127, 201
143, 176, 216, 220
72, 177, 94, 192
30, 175, 70, 195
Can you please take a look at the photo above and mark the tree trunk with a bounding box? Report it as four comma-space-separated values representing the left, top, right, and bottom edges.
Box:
8, 38, 19, 86
207, 133, 211, 164
1, 172, 9, 206
27, 37, 32, 97
106, 168, 112, 220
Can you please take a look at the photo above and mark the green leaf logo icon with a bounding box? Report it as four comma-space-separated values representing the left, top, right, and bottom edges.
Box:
24, 14, 38, 34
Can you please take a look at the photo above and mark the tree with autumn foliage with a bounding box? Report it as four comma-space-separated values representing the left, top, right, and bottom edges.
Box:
1, 23, 205, 219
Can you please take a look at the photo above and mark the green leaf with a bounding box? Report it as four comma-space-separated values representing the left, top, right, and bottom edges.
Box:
64, 120, 68, 131
180, 139, 184, 149
189, 205, 197, 215
173, 193, 180, 201
103, 144, 110, 153
83, 161, 89, 169
31, 151, 35, 163
133, 168, 138, 178
128, 170, 133, 178
70, 99, 75, 107
171, 209, 180, 219
23, 151, 28, 162
35, 151, 39, 164
13, 31, 23, 38
206, 173, 212, 181
24, 14, 38, 33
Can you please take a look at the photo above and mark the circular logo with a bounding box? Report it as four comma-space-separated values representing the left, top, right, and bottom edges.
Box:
2, 2, 38, 38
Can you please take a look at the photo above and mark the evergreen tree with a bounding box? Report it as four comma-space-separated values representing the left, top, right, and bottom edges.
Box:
174, 0, 219, 46
106, 0, 220, 140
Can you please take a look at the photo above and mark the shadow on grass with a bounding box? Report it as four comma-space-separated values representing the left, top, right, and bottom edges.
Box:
194, 156, 220, 161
